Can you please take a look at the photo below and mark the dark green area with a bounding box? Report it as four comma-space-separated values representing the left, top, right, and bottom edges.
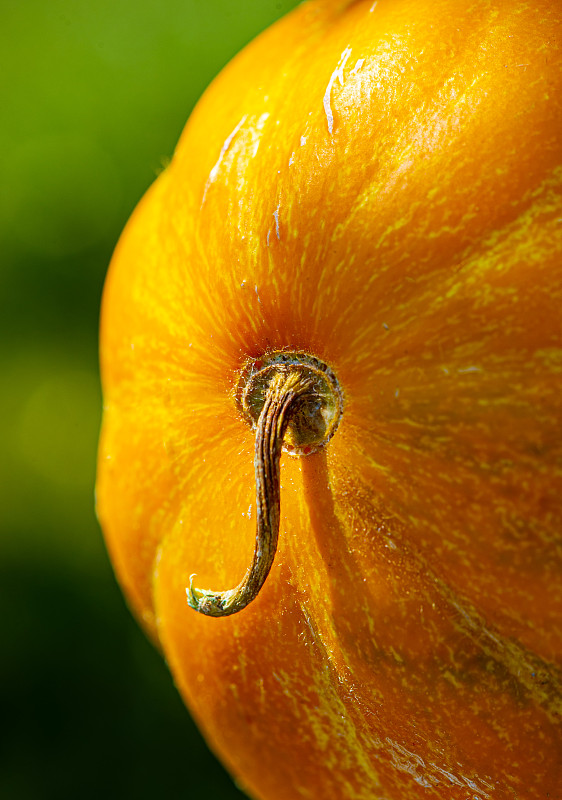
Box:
0, 1, 299, 797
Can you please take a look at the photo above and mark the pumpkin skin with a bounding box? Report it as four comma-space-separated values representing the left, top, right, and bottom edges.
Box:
96, 0, 562, 797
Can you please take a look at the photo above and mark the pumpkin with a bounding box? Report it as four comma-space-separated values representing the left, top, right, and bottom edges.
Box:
96, 0, 562, 797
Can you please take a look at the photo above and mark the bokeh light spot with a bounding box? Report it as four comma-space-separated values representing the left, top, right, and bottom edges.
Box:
17, 369, 101, 489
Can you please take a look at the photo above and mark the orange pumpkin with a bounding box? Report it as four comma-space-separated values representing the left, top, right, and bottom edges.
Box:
96, 0, 562, 797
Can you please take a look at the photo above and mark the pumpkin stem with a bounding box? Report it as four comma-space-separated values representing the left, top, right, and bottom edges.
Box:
186, 369, 314, 617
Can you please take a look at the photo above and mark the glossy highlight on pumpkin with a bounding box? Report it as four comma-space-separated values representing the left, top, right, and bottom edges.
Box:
97, 0, 562, 798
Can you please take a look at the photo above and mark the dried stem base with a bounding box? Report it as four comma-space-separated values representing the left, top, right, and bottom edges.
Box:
186, 354, 342, 617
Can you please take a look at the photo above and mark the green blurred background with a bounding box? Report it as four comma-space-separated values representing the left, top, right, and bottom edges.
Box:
0, 2, 299, 797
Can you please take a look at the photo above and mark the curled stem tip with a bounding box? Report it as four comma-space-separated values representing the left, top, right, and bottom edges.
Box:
186, 353, 343, 618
